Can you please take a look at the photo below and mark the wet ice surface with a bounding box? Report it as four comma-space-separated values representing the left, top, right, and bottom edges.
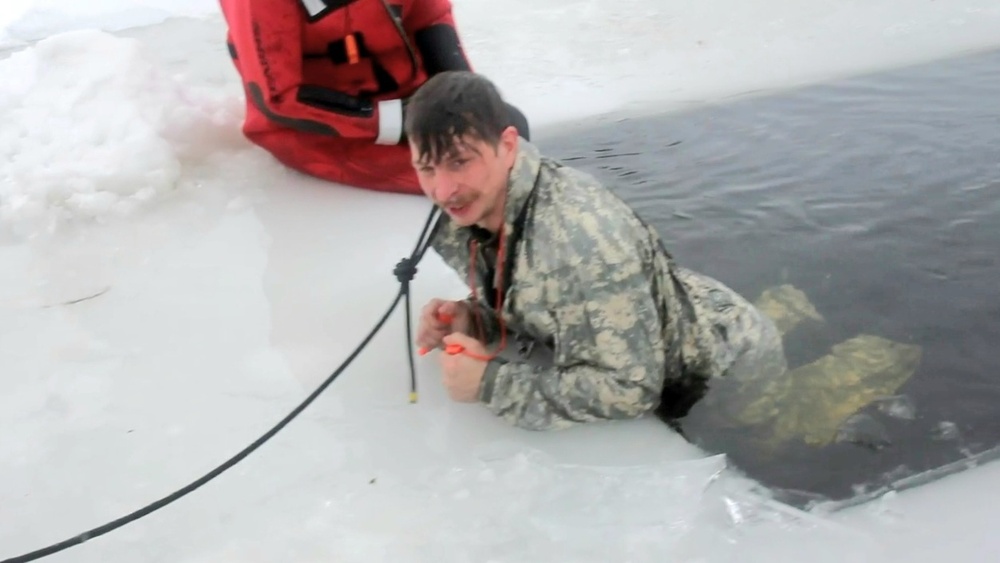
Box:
3, 2, 1000, 562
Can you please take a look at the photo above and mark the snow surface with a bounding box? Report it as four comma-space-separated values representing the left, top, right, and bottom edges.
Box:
2, 1, 1000, 561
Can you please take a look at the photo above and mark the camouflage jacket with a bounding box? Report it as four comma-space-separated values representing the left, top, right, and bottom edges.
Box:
429, 140, 758, 430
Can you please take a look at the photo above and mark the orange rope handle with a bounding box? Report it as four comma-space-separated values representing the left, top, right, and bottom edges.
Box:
417, 312, 454, 356
415, 227, 509, 362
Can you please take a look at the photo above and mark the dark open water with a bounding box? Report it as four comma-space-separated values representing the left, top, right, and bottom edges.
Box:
539, 49, 1000, 507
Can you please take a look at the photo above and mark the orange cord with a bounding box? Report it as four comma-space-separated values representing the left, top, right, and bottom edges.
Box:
417, 227, 508, 361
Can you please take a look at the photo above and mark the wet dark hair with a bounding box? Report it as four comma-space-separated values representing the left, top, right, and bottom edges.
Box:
403, 71, 514, 165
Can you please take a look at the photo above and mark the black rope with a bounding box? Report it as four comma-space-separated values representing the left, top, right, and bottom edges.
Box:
394, 205, 442, 402
2, 205, 442, 563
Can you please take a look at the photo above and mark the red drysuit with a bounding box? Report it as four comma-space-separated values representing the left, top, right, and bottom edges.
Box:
219, 0, 472, 194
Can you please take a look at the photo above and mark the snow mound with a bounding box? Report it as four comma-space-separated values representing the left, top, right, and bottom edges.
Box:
1, 0, 219, 43
0, 28, 246, 239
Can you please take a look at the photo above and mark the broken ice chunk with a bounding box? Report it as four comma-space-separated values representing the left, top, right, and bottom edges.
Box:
835, 413, 891, 451
875, 394, 916, 420
931, 420, 961, 441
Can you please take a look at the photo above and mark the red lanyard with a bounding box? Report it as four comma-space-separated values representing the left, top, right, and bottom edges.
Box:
460, 226, 509, 360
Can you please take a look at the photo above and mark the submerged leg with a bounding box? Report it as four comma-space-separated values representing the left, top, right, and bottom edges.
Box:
753, 283, 824, 338
677, 296, 922, 453
702, 333, 923, 450
768, 334, 922, 447
663, 276, 922, 454
751, 284, 922, 447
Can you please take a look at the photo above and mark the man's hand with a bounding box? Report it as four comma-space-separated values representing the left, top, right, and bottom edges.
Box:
416, 298, 474, 352
440, 332, 488, 402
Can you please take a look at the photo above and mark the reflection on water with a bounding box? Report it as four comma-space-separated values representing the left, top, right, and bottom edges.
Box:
540, 48, 1000, 506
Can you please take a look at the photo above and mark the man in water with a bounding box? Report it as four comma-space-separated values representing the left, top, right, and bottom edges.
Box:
409, 71, 920, 448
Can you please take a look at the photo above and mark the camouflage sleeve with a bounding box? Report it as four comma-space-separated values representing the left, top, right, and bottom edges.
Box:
476, 245, 668, 431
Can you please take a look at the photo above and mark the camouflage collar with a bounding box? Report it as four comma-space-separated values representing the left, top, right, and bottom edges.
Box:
497, 139, 543, 239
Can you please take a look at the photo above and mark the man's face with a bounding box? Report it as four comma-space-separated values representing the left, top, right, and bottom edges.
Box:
410, 127, 519, 231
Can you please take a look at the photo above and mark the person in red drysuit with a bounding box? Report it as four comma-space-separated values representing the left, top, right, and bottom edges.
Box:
219, 0, 530, 194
